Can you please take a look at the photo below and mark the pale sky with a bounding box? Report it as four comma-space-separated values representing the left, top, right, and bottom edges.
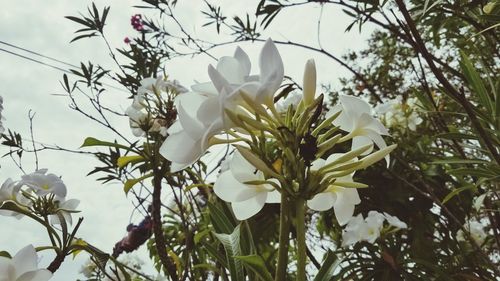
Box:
0, 1, 373, 280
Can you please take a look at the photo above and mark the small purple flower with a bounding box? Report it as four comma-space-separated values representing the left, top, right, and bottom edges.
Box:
124, 37, 131, 44
130, 14, 144, 31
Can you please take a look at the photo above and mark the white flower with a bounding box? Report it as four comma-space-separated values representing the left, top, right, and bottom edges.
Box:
457, 220, 487, 245
383, 212, 407, 229
160, 39, 284, 172
307, 153, 361, 226
0, 245, 52, 281
50, 198, 80, 226
328, 95, 390, 165
362, 212, 385, 243
213, 151, 280, 220
20, 169, 67, 199
376, 96, 423, 131
341, 211, 406, 246
160, 93, 212, 172
125, 106, 150, 137
0, 178, 31, 219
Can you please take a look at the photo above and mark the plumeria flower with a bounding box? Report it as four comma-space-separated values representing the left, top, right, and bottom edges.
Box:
376, 96, 422, 131
342, 213, 382, 245
50, 198, 80, 225
307, 153, 361, 226
328, 95, 390, 165
161, 39, 284, 172
20, 169, 67, 199
160, 93, 212, 172
0, 178, 31, 219
125, 106, 150, 137
0, 245, 52, 281
342, 211, 407, 246
456, 220, 487, 245
214, 151, 280, 220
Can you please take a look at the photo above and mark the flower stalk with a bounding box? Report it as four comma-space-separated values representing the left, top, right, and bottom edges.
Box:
275, 192, 291, 281
295, 197, 306, 281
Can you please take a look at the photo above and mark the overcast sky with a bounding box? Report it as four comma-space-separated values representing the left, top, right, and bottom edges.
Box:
0, 1, 373, 280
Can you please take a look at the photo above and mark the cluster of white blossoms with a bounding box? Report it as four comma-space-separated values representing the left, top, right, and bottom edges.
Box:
342, 211, 407, 246
376, 96, 423, 131
158, 39, 396, 225
126, 77, 187, 137
456, 220, 488, 246
0, 169, 79, 225
0, 245, 52, 281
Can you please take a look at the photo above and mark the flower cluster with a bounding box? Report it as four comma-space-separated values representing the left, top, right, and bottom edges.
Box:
0, 169, 79, 225
456, 220, 487, 246
158, 39, 396, 225
376, 96, 423, 131
0, 244, 52, 281
130, 14, 144, 31
342, 211, 407, 246
126, 77, 187, 137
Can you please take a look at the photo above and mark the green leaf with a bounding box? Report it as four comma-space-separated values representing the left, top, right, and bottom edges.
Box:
0, 251, 11, 258
201, 241, 228, 269
117, 155, 143, 168
80, 137, 131, 151
460, 51, 494, 115
208, 201, 236, 234
123, 173, 153, 194
213, 224, 245, 281
432, 158, 490, 165
442, 185, 475, 204
314, 250, 339, 281
234, 255, 274, 281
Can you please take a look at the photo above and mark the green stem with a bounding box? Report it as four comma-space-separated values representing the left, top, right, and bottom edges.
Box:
296, 198, 306, 281
275, 193, 291, 281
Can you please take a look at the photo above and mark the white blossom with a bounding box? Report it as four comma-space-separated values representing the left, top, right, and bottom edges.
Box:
0, 245, 52, 281
20, 169, 67, 199
213, 151, 280, 220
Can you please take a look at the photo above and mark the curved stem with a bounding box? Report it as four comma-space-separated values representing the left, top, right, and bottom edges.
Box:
295, 198, 306, 281
152, 163, 178, 280
275, 193, 291, 281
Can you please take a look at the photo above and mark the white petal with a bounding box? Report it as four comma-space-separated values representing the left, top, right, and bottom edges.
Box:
231, 192, 267, 220
310, 158, 326, 171
17, 270, 52, 281
214, 171, 251, 202
339, 95, 371, 118
230, 151, 260, 183
307, 192, 336, 211
159, 131, 203, 167
257, 39, 284, 104
177, 97, 205, 140
0, 256, 14, 281
330, 105, 353, 132
351, 136, 374, 155
208, 64, 231, 94
365, 129, 390, 167
216, 56, 245, 84
333, 198, 356, 226
234, 46, 251, 76
265, 189, 281, 203
12, 245, 38, 278
191, 81, 217, 95
196, 96, 220, 127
